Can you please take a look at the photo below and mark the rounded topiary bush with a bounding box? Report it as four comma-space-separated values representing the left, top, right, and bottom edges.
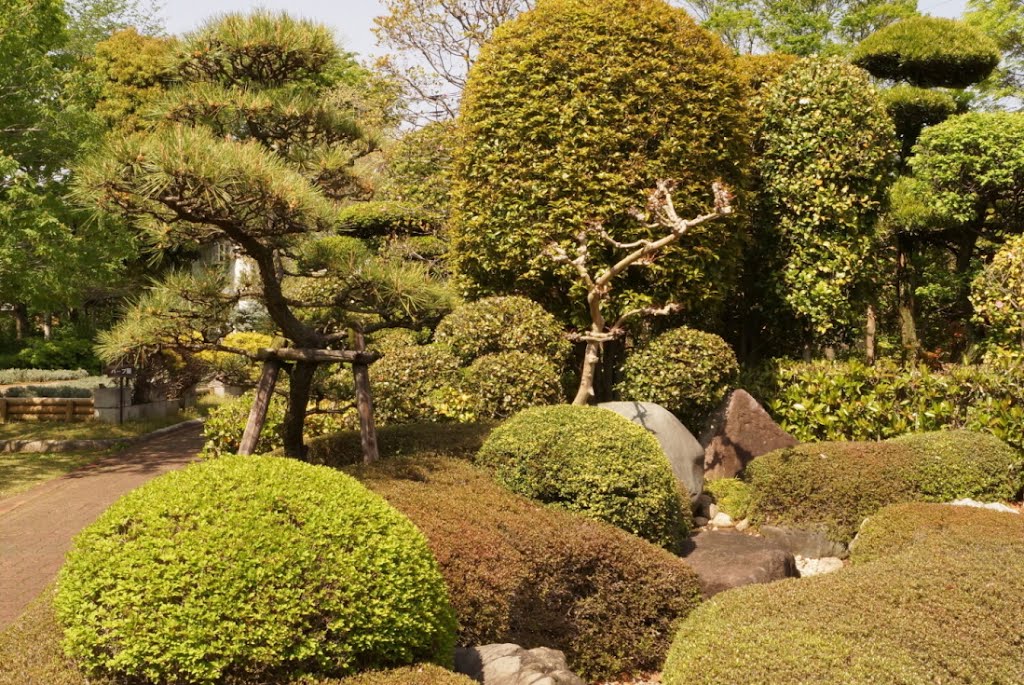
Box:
450, 0, 749, 319
54, 455, 456, 684
200, 391, 346, 457
476, 405, 688, 550
851, 16, 1000, 88
746, 429, 1024, 544
433, 296, 570, 365
617, 327, 739, 428
462, 351, 563, 419
371, 343, 462, 424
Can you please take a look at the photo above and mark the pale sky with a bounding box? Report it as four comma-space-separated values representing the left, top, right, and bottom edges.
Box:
161, 0, 967, 63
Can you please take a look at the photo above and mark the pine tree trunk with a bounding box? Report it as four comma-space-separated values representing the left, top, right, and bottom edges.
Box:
13, 304, 29, 340
282, 360, 318, 459
238, 359, 281, 455
896, 234, 920, 360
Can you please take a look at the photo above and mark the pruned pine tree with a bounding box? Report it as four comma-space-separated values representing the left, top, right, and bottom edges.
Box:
83, 12, 455, 460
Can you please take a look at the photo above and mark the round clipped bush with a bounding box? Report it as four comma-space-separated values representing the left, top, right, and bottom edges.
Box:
851, 16, 999, 88
54, 455, 456, 684
617, 327, 738, 428
433, 296, 570, 364
746, 430, 1024, 544
337, 200, 442, 237
880, 84, 957, 155
450, 0, 749, 320
371, 343, 463, 424
476, 405, 688, 550
462, 351, 563, 419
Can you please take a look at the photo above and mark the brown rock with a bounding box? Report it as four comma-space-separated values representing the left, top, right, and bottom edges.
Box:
679, 530, 798, 597
702, 389, 797, 480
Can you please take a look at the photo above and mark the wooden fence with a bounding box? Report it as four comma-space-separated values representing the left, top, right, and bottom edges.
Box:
0, 397, 94, 422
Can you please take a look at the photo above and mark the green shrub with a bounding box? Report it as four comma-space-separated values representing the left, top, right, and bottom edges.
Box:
348, 455, 701, 680
2, 385, 92, 398
851, 16, 1000, 88
337, 200, 443, 237
200, 391, 347, 457
851, 501, 1024, 564
751, 357, 1024, 451
661, 509, 1024, 684
0, 368, 89, 385
462, 351, 563, 419
370, 344, 462, 424
330, 664, 475, 685
972, 234, 1024, 346
54, 455, 456, 684
704, 478, 752, 520
450, 0, 749, 321
367, 328, 429, 354
476, 405, 688, 550
0, 338, 100, 373
746, 430, 1023, 543
880, 84, 957, 155
735, 52, 798, 93
194, 331, 273, 387
617, 327, 739, 428
433, 296, 570, 365
306, 421, 496, 467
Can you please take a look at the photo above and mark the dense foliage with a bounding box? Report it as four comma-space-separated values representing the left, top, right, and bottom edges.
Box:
333, 664, 476, 685
661, 502, 1024, 684
851, 16, 1000, 88
704, 478, 753, 519
370, 344, 462, 424
345, 452, 701, 680
972, 234, 1024, 346
476, 405, 689, 550
54, 455, 456, 683
450, 0, 749, 323
879, 85, 958, 159
617, 327, 738, 428
462, 351, 563, 419
756, 57, 897, 342
200, 392, 348, 457
745, 430, 1023, 543
433, 296, 569, 365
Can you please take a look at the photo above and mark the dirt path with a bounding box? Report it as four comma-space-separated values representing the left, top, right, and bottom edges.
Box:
0, 423, 204, 630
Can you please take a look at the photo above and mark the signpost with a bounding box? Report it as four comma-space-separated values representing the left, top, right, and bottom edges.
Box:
106, 365, 135, 425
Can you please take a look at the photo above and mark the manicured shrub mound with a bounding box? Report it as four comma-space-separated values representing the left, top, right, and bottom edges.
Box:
851, 501, 1024, 564
306, 421, 495, 467
661, 522, 1024, 684
851, 16, 1000, 88
433, 296, 570, 365
329, 664, 476, 685
476, 405, 689, 550
746, 430, 1023, 543
617, 327, 739, 428
370, 343, 462, 424
54, 455, 456, 684
346, 455, 701, 680
462, 351, 563, 419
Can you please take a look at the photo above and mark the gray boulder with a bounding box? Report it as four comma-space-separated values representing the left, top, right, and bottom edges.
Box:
679, 530, 799, 597
454, 644, 584, 685
759, 525, 849, 559
701, 389, 797, 480
599, 401, 704, 501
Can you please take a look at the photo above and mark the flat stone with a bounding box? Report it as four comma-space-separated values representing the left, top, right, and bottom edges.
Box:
795, 556, 844, 577
599, 401, 704, 501
702, 389, 797, 480
455, 644, 584, 685
947, 499, 1020, 514
759, 525, 849, 559
710, 512, 734, 528
679, 530, 798, 597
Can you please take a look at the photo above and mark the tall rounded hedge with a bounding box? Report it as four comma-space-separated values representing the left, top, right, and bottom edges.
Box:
433, 295, 570, 364
54, 456, 456, 684
450, 0, 749, 320
851, 16, 1000, 88
463, 351, 564, 419
476, 405, 689, 550
617, 327, 738, 428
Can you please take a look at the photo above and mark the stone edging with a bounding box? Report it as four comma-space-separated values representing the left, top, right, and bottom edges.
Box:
0, 419, 204, 454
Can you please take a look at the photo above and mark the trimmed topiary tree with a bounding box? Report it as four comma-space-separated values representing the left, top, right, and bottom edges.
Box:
851, 16, 1000, 88
476, 405, 689, 550
54, 455, 456, 684
433, 296, 570, 365
450, 0, 749, 323
745, 429, 1023, 543
616, 326, 739, 428
462, 351, 564, 419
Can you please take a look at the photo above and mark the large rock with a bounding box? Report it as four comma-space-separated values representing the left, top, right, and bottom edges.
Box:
599, 401, 704, 501
679, 530, 798, 597
759, 525, 849, 559
701, 389, 797, 480
454, 644, 584, 685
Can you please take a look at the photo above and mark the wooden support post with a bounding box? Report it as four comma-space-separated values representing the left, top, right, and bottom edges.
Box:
65, 400, 74, 422
238, 358, 282, 456
351, 331, 380, 464
0, 398, 6, 424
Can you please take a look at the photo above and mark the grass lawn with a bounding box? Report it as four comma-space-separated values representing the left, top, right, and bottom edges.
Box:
0, 451, 112, 499
0, 414, 191, 443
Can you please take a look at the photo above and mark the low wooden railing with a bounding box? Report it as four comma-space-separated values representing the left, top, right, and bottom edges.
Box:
0, 397, 94, 422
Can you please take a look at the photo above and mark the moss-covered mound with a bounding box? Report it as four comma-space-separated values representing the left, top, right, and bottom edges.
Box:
662, 502, 1024, 685
346, 455, 701, 680
54, 455, 456, 684
476, 405, 689, 550
746, 430, 1023, 543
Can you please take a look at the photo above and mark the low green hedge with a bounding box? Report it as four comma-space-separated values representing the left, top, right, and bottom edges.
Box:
328, 664, 475, 684
54, 455, 456, 684
0, 368, 89, 385
704, 478, 752, 520
745, 430, 1023, 543
349, 455, 701, 680
2, 385, 92, 398
305, 421, 495, 467
462, 351, 563, 419
370, 344, 462, 424
749, 357, 1024, 451
661, 505, 1024, 684
476, 405, 689, 551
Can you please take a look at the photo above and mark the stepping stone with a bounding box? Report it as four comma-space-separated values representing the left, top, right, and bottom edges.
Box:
680, 530, 798, 597
702, 389, 797, 480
